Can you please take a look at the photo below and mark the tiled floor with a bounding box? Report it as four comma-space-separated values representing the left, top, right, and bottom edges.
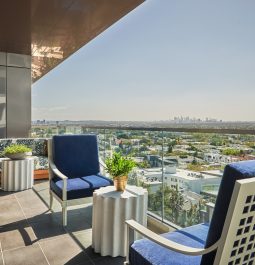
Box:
0, 181, 125, 265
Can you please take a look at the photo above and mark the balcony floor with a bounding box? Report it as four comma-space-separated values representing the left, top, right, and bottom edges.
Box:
0, 180, 125, 265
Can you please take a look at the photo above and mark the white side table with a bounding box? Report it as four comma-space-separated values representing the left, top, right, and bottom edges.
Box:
92, 185, 148, 257
0, 157, 34, 191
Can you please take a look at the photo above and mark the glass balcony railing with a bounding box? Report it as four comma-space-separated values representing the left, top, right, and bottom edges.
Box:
30, 124, 255, 228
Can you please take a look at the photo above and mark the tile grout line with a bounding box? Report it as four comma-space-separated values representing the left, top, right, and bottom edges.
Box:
67, 232, 96, 265
14, 193, 51, 265
13, 193, 39, 246
14, 188, 95, 265
0, 242, 5, 265
14, 189, 80, 244
64, 223, 95, 265
14, 193, 34, 229
48, 192, 95, 265
0, 245, 33, 253
13, 191, 61, 240
14, 191, 60, 237
37, 243, 51, 265
14, 190, 83, 265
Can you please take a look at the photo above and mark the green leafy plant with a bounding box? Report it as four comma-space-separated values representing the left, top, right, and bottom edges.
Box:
221, 148, 242, 156
105, 152, 136, 179
3, 144, 32, 155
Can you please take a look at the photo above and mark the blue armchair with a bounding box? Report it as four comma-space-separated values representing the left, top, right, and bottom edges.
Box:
125, 160, 255, 265
48, 134, 113, 226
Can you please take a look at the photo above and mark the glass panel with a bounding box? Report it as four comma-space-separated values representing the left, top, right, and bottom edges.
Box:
160, 132, 255, 227
0, 52, 6, 66
133, 130, 163, 218
30, 124, 255, 228
101, 129, 164, 217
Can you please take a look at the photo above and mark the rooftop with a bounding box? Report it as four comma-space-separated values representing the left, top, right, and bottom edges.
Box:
138, 168, 222, 181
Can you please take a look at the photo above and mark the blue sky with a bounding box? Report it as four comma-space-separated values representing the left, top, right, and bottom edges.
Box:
32, 0, 255, 121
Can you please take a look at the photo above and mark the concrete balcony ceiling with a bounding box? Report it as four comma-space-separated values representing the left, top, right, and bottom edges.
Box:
0, 0, 144, 82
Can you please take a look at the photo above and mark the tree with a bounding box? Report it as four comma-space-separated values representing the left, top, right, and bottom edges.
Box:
149, 185, 185, 225
58, 128, 66, 135
167, 140, 180, 154
191, 158, 198, 165
187, 144, 198, 152
167, 144, 173, 153
148, 190, 162, 214
138, 160, 150, 169
210, 135, 224, 146
116, 132, 129, 139
140, 138, 152, 146
139, 145, 149, 152
167, 186, 185, 223
222, 148, 241, 156
186, 204, 200, 226
193, 151, 198, 158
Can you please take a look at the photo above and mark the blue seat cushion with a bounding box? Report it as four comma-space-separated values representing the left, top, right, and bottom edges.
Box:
50, 174, 113, 200
81, 174, 113, 189
202, 160, 255, 265
130, 223, 209, 265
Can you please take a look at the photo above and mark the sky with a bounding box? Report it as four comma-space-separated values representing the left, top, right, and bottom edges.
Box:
32, 0, 255, 122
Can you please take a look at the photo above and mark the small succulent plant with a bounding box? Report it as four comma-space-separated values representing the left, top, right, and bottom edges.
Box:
3, 144, 32, 155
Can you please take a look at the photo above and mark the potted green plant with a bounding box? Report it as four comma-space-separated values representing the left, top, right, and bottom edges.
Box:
105, 152, 136, 191
3, 144, 32, 160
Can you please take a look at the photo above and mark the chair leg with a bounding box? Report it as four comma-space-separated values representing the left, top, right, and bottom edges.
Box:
49, 192, 53, 211
62, 204, 67, 226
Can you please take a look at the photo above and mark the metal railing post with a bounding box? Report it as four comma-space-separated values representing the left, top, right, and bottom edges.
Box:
161, 130, 165, 222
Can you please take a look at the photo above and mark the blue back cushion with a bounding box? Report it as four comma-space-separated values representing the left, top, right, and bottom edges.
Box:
52, 135, 100, 178
201, 160, 255, 265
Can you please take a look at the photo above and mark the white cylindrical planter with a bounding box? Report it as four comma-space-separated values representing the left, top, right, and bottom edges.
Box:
1, 157, 34, 191
92, 185, 148, 257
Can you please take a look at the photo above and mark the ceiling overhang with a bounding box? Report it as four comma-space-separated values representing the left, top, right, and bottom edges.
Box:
0, 0, 145, 82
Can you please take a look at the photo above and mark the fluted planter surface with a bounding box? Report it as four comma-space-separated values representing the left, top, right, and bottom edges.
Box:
92, 185, 148, 257
1, 157, 34, 191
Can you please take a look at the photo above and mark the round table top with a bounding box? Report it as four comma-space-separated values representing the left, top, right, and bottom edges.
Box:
94, 185, 147, 199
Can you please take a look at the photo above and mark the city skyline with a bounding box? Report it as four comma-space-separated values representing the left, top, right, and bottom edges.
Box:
32, 0, 255, 122
31, 116, 243, 123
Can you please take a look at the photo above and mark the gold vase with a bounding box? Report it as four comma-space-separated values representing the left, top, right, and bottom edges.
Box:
114, 176, 127, 191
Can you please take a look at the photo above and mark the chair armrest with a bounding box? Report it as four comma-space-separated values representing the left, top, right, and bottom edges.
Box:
99, 157, 110, 177
99, 157, 106, 169
126, 219, 220, 256
48, 159, 68, 201
49, 159, 68, 180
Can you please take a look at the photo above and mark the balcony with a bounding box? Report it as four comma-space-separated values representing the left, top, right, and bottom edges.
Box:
1, 126, 255, 264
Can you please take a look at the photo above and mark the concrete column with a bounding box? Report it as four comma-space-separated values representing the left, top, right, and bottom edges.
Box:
0, 52, 31, 138
0, 52, 7, 138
